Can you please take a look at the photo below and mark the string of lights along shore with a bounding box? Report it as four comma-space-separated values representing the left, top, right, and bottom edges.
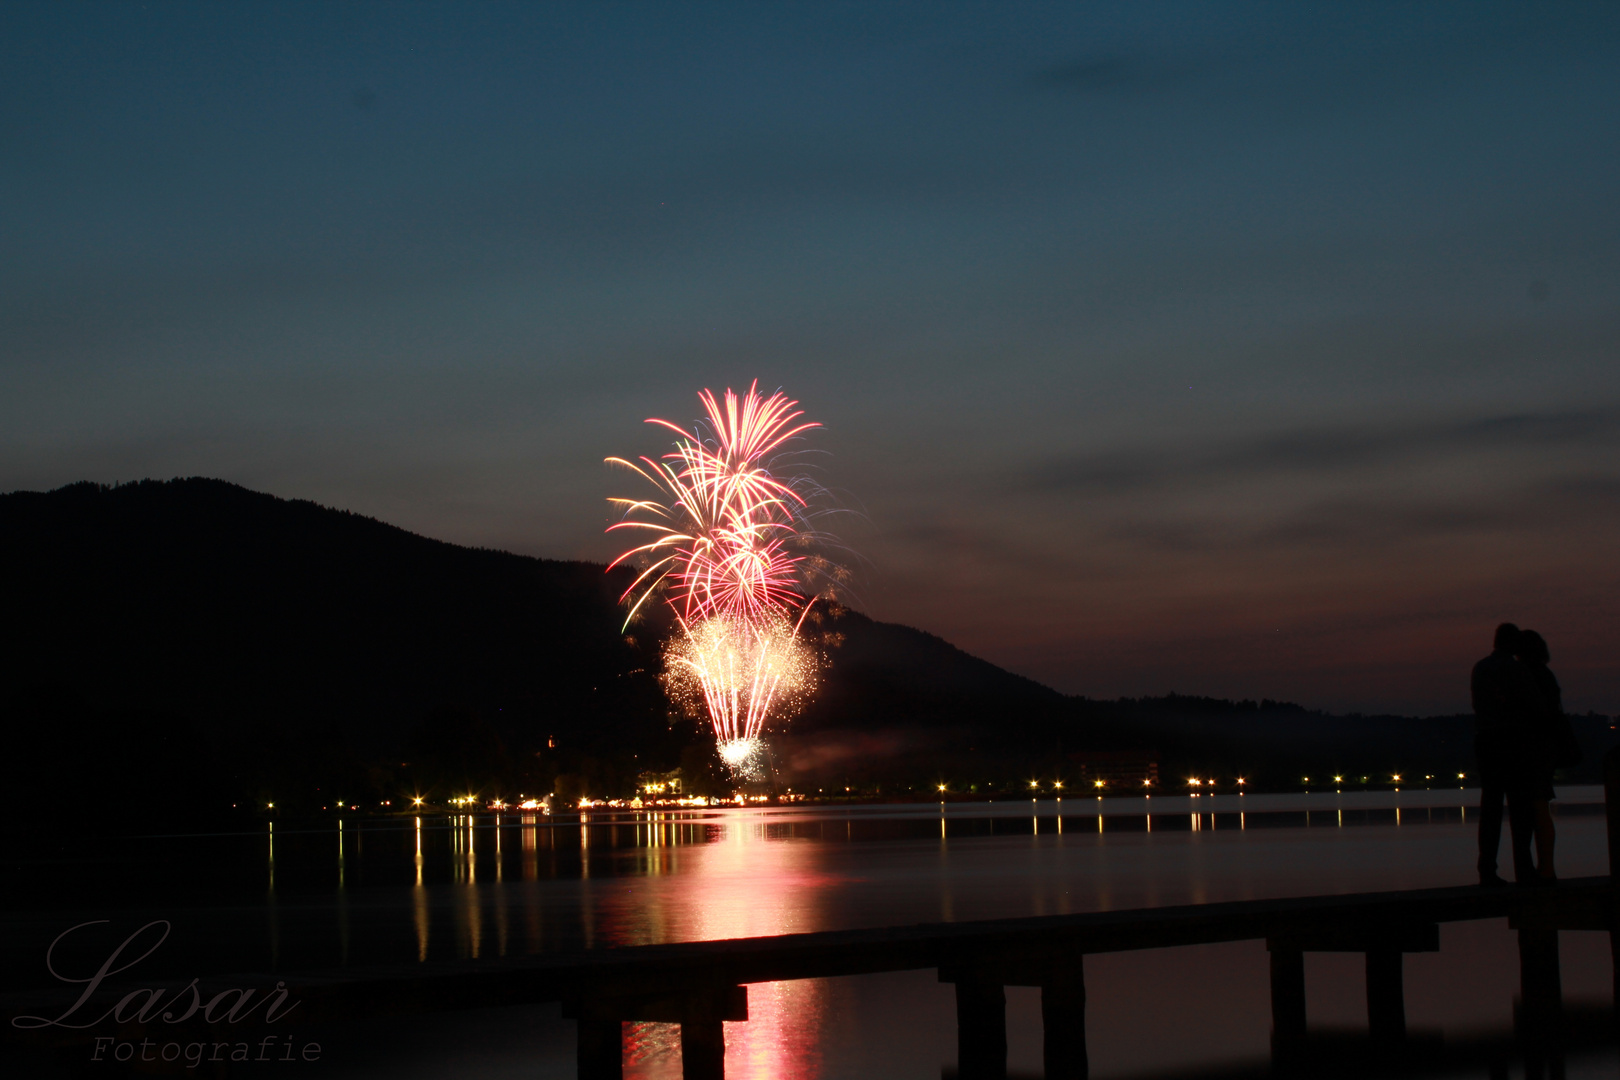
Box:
607, 382, 840, 778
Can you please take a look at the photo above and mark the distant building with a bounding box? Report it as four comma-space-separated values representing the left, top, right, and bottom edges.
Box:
1067, 751, 1159, 789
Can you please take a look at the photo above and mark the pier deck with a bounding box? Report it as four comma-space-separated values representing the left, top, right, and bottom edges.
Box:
6, 876, 1614, 1078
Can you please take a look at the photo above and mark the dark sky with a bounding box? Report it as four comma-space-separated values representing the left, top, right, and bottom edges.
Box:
5, 3, 1618, 714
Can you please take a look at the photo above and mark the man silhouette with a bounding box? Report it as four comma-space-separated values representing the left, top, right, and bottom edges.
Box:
1471, 622, 1537, 885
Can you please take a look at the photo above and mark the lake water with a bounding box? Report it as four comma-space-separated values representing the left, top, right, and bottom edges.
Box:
4, 787, 1614, 1079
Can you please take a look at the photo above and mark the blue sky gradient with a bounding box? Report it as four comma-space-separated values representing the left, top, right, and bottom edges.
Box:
4, 2, 1618, 712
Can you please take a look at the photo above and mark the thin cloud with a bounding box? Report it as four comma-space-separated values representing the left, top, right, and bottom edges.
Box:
1090, 471, 1620, 556
1021, 408, 1620, 496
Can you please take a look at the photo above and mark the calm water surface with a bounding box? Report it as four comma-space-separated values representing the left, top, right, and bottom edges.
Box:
4, 787, 1613, 1079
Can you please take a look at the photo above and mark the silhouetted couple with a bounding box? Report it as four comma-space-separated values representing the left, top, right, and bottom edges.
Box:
1471, 622, 1573, 886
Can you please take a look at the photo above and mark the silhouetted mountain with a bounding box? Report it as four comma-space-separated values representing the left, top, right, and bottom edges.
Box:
775, 603, 1075, 785
0, 479, 668, 822
1, 479, 1612, 827
0, 479, 1087, 819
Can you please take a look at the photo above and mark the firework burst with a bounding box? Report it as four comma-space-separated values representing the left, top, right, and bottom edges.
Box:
606, 383, 823, 625
661, 612, 818, 778
607, 382, 833, 775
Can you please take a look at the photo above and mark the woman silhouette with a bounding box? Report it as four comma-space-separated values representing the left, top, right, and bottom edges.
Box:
1517, 629, 1560, 883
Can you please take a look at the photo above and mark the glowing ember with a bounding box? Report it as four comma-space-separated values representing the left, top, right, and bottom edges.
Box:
717, 738, 760, 769
662, 613, 818, 771
608, 382, 833, 775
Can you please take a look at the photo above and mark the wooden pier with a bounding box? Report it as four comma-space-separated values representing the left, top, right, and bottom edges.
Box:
281, 874, 1612, 1079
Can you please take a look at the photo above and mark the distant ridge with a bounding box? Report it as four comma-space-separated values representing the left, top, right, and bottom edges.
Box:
1, 479, 1611, 824
0, 478, 648, 739
0, 479, 1082, 820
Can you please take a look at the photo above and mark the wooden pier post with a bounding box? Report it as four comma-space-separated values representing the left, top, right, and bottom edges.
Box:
1517, 924, 1563, 1079
1041, 963, 1088, 1080
679, 997, 728, 1080
953, 979, 1008, 1080
1517, 926, 1562, 1013
1269, 920, 1434, 1058
943, 952, 1083, 1079
563, 985, 746, 1080
1365, 948, 1405, 1042
1607, 745, 1620, 876
576, 1018, 623, 1080
1605, 745, 1620, 1024
1268, 944, 1307, 1048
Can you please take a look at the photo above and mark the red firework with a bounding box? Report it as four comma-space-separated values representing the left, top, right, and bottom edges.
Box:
606, 381, 821, 626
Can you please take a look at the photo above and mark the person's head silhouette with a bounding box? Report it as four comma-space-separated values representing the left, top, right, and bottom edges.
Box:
1518, 629, 1550, 666
1494, 622, 1521, 652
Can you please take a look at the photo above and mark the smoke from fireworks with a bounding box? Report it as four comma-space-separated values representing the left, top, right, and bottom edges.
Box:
606, 382, 830, 773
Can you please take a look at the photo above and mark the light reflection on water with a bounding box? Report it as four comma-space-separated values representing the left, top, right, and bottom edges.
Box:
245, 786, 1609, 969
350, 788, 1602, 1079
615, 823, 833, 1080
3, 788, 1612, 1079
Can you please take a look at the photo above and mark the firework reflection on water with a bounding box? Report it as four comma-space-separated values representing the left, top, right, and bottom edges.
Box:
619, 817, 835, 1080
